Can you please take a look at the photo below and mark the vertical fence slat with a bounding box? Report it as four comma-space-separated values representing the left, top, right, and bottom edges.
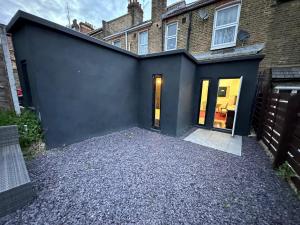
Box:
273, 94, 300, 168
252, 70, 271, 140
252, 70, 300, 191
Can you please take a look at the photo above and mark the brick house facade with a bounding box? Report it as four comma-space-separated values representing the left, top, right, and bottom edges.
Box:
89, 0, 300, 78
0, 39, 13, 110
0, 24, 19, 112
71, 19, 94, 34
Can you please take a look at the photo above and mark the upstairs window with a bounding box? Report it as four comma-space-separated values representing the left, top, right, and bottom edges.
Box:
211, 4, 241, 50
138, 31, 149, 55
112, 40, 121, 48
165, 22, 178, 51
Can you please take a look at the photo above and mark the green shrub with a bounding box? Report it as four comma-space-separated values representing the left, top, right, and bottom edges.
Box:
276, 162, 296, 180
0, 109, 43, 149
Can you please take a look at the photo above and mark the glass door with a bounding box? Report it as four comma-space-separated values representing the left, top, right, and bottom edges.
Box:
213, 78, 241, 130
152, 75, 162, 129
198, 80, 210, 125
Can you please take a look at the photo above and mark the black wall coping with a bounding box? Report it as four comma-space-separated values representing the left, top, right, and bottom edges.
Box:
140, 49, 198, 63
6, 11, 138, 58
7, 10, 264, 66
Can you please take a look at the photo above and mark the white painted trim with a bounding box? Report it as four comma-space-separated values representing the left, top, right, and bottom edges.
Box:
211, 3, 241, 50
103, 21, 152, 41
274, 86, 300, 91
164, 22, 178, 51
0, 30, 20, 115
232, 76, 243, 137
215, 0, 241, 10
138, 30, 149, 55
125, 31, 128, 50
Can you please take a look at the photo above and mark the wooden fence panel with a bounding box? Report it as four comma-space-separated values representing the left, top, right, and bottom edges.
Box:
252, 87, 300, 190
286, 118, 300, 190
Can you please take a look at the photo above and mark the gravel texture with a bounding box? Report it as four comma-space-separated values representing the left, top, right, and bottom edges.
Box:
1, 127, 300, 225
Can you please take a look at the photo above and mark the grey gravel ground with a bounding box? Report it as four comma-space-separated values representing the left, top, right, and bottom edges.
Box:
1, 127, 300, 225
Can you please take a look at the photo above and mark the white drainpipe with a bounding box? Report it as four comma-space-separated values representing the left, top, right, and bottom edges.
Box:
125, 31, 128, 50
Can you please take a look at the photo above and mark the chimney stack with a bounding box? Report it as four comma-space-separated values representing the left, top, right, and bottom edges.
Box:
128, 0, 144, 26
152, 0, 167, 22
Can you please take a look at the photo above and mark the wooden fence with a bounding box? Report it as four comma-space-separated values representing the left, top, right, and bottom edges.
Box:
253, 87, 300, 189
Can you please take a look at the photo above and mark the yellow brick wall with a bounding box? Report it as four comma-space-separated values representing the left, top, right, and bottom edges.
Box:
163, 13, 190, 51
95, 0, 300, 72
105, 26, 154, 55
264, 0, 300, 68
108, 35, 127, 50
0, 46, 13, 110
105, 14, 132, 35
186, 0, 273, 55
148, 22, 163, 53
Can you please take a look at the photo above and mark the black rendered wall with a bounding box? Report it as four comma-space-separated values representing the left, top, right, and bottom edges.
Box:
138, 55, 182, 136
12, 23, 139, 148
176, 55, 196, 136
10, 13, 262, 148
195, 59, 261, 135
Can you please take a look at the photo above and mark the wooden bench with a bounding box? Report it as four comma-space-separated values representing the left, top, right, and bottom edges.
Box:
0, 125, 35, 217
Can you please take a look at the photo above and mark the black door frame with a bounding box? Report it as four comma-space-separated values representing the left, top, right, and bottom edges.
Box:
195, 76, 242, 133
212, 77, 242, 132
152, 74, 163, 129
196, 79, 211, 127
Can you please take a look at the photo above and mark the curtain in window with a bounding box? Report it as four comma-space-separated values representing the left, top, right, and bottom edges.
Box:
167, 38, 176, 50
139, 31, 148, 55
167, 24, 177, 36
216, 5, 239, 26
214, 27, 235, 45
213, 5, 239, 47
166, 23, 177, 50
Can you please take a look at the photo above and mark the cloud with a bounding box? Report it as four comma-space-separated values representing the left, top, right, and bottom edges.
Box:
0, 0, 128, 28
0, 0, 196, 28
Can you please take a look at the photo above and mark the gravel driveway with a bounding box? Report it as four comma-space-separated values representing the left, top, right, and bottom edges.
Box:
1, 127, 300, 225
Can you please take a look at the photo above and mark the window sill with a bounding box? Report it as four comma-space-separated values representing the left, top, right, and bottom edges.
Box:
210, 43, 236, 51
164, 48, 177, 52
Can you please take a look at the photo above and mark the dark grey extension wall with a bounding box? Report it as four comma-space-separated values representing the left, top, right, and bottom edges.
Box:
7, 11, 263, 148
138, 54, 196, 136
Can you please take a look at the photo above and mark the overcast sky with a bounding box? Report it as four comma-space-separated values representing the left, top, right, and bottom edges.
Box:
0, 0, 197, 28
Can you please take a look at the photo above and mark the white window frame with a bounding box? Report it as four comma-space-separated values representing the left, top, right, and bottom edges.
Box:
138, 30, 149, 55
165, 22, 178, 51
112, 39, 121, 48
211, 3, 241, 50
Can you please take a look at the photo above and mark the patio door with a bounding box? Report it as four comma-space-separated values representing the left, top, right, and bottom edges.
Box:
213, 78, 242, 131
152, 75, 162, 129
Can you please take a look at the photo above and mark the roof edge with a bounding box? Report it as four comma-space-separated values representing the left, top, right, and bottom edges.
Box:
139, 49, 198, 63
6, 10, 138, 58
197, 54, 265, 64
103, 21, 152, 41
6, 11, 199, 63
6, 11, 263, 67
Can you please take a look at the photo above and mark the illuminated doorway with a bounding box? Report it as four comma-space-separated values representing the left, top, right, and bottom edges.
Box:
214, 78, 241, 131
198, 80, 210, 125
152, 75, 162, 129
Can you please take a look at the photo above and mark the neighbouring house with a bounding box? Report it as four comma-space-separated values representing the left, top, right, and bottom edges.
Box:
7, 11, 262, 148
0, 24, 20, 113
263, 0, 300, 92
0, 41, 13, 110
89, 0, 300, 88
71, 19, 94, 34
